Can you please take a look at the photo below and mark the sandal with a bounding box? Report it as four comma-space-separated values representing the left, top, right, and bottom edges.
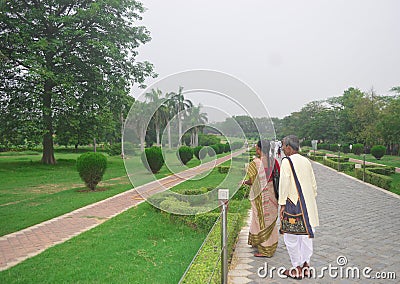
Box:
283, 267, 303, 280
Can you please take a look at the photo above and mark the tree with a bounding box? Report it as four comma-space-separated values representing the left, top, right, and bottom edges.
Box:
186, 104, 208, 146
167, 87, 193, 146
144, 89, 168, 146
0, 0, 155, 164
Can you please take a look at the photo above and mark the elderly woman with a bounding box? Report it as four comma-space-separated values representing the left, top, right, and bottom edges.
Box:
243, 140, 280, 257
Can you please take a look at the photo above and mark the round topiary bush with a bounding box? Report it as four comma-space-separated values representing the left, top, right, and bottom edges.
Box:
224, 143, 231, 153
76, 152, 107, 191
208, 145, 218, 157
193, 146, 204, 160
352, 143, 364, 155
177, 146, 194, 165
371, 145, 386, 160
141, 146, 164, 173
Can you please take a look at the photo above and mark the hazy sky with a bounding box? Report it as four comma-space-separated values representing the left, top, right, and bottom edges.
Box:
133, 0, 400, 119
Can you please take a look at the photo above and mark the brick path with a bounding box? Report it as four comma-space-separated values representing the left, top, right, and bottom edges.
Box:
228, 161, 400, 283
0, 150, 244, 271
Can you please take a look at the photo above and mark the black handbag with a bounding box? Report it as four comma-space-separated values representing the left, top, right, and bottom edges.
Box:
272, 165, 279, 200
279, 157, 314, 238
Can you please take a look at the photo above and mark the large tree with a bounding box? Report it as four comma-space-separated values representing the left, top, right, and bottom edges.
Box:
0, 0, 155, 163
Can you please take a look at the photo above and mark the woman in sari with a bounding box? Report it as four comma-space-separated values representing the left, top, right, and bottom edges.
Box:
242, 140, 280, 257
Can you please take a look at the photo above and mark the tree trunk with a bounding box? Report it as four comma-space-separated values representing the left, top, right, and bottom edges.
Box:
41, 81, 56, 164
167, 123, 171, 149
156, 127, 160, 146
178, 116, 182, 147
93, 137, 97, 152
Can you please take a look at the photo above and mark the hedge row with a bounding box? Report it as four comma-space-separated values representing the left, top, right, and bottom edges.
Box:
322, 157, 355, 172
354, 168, 393, 190
180, 213, 242, 283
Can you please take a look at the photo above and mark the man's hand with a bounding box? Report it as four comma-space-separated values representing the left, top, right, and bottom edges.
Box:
280, 205, 286, 220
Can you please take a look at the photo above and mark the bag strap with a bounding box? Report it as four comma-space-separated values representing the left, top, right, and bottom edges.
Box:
284, 156, 314, 238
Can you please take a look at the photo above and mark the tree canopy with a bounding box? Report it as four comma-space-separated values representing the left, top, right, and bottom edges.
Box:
0, 0, 155, 163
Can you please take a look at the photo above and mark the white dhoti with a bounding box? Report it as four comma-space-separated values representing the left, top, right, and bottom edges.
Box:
283, 231, 314, 267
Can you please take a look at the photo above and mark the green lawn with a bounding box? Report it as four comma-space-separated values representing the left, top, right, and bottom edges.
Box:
0, 150, 236, 236
0, 202, 208, 284
316, 150, 400, 168
0, 150, 250, 283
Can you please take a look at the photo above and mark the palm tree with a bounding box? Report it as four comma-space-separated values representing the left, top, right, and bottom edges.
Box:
167, 86, 193, 147
187, 104, 208, 146
144, 89, 168, 146
125, 101, 149, 152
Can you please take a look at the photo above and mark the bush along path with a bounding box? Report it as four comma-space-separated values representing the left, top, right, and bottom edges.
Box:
0, 149, 246, 271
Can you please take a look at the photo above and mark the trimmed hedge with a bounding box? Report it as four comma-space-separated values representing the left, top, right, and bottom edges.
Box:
177, 146, 194, 165
322, 157, 354, 172
353, 143, 364, 155
371, 145, 386, 160
141, 146, 164, 173
218, 166, 230, 174
354, 168, 393, 190
76, 152, 107, 191
180, 213, 242, 283
230, 141, 244, 150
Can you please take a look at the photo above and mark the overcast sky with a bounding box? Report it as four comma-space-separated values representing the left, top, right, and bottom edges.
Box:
133, 0, 400, 119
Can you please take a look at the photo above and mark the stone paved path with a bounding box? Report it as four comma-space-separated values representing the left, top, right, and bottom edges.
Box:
0, 150, 244, 271
228, 161, 400, 283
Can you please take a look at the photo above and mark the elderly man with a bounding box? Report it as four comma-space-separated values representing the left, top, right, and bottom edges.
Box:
278, 135, 319, 279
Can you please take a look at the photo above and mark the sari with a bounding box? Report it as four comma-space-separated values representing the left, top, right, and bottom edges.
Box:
247, 157, 279, 257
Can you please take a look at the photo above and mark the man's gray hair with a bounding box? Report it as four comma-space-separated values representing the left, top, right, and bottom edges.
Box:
283, 135, 299, 151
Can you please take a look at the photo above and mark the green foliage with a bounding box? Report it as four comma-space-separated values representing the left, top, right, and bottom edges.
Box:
177, 146, 194, 165
231, 185, 250, 200
141, 146, 164, 173
198, 134, 220, 146
224, 143, 231, 153
371, 145, 386, 160
218, 166, 230, 174
322, 157, 354, 172
208, 146, 217, 157
0, 1, 154, 164
353, 143, 364, 155
354, 168, 393, 190
368, 167, 395, 176
193, 146, 204, 160
230, 141, 244, 150
106, 142, 135, 156
76, 152, 107, 190
214, 143, 225, 154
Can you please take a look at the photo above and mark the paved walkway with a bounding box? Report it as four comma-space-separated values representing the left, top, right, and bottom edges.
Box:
228, 161, 400, 283
0, 150, 244, 271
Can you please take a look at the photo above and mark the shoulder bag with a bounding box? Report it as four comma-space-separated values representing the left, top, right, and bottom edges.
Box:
279, 157, 314, 238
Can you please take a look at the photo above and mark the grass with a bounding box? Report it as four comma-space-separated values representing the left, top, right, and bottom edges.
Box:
0, 202, 208, 284
0, 150, 235, 236
390, 173, 400, 195
0, 149, 250, 283
316, 150, 400, 168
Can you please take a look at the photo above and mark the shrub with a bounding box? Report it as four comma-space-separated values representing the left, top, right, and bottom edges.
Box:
354, 168, 392, 190
193, 146, 204, 160
218, 166, 230, 174
177, 146, 194, 165
76, 152, 107, 191
230, 141, 244, 150
224, 143, 231, 153
371, 145, 386, 160
208, 145, 218, 157
214, 143, 225, 154
106, 142, 135, 156
301, 140, 312, 147
141, 146, 164, 173
198, 134, 220, 146
353, 143, 364, 155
